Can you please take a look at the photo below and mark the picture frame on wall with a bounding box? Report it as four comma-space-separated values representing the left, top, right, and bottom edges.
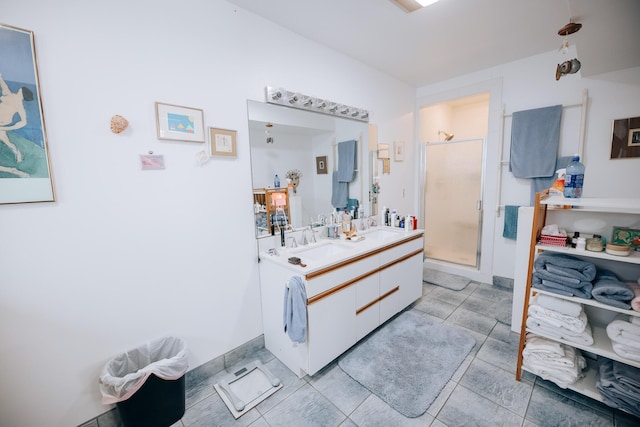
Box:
0, 24, 55, 204
610, 116, 640, 159
394, 141, 405, 162
140, 154, 166, 170
209, 127, 237, 157
316, 156, 328, 174
155, 102, 205, 143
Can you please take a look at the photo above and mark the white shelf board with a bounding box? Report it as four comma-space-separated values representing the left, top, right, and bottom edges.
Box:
535, 244, 640, 264
531, 288, 640, 318
541, 195, 640, 214
522, 359, 603, 402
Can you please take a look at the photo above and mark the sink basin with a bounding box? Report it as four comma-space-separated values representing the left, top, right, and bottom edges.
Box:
361, 229, 402, 241
291, 242, 351, 260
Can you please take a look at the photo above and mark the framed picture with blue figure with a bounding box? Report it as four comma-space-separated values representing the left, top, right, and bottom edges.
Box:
0, 24, 55, 204
155, 102, 205, 143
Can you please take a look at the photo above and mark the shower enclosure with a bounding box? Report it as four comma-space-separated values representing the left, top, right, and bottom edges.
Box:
421, 137, 485, 267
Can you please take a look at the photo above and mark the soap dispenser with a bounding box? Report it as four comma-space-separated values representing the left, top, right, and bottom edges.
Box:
274, 174, 281, 188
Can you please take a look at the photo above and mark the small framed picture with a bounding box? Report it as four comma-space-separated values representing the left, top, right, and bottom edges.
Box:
140, 154, 165, 170
316, 156, 328, 174
209, 127, 237, 157
611, 116, 640, 159
629, 128, 640, 147
377, 143, 390, 159
394, 141, 405, 162
155, 102, 205, 143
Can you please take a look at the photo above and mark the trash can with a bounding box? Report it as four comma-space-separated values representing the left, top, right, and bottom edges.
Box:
99, 336, 188, 427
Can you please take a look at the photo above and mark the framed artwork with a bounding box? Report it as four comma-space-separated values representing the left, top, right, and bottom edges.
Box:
140, 154, 165, 170
377, 143, 390, 159
0, 24, 55, 204
209, 127, 237, 157
394, 141, 405, 162
610, 116, 640, 159
316, 155, 328, 174
155, 102, 205, 143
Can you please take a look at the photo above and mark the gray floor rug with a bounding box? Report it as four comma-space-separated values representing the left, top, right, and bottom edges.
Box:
423, 267, 471, 291
338, 310, 475, 418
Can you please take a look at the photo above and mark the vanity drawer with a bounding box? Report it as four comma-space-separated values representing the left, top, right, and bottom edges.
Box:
305, 253, 380, 299
379, 234, 424, 265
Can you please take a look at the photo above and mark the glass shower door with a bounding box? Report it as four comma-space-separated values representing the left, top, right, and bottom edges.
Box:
423, 138, 484, 267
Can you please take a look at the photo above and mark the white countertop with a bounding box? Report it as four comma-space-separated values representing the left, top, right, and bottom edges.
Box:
260, 226, 424, 274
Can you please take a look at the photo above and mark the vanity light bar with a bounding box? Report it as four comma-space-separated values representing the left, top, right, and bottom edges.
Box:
265, 86, 370, 122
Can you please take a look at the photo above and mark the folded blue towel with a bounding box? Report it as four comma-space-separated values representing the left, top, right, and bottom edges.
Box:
337, 140, 357, 182
331, 170, 348, 209
534, 253, 597, 282
509, 105, 562, 178
591, 270, 634, 310
283, 276, 307, 344
597, 358, 640, 417
503, 205, 519, 240
532, 272, 593, 299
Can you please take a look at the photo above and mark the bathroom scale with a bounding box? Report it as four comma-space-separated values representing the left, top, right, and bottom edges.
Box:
214, 361, 282, 419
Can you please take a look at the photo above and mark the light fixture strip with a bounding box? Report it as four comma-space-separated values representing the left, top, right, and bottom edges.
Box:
265, 86, 369, 122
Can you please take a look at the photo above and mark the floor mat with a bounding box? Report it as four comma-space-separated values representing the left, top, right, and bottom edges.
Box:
423, 267, 471, 291
338, 310, 475, 418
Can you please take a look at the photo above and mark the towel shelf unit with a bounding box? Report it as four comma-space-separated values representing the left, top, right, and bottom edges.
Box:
516, 190, 640, 411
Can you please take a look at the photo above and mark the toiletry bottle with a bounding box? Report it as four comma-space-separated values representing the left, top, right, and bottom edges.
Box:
391, 210, 397, 228
274, 174, 280, 188
563, 155, 584, 198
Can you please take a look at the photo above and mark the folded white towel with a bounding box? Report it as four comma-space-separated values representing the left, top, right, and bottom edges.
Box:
522, 335, 586, 388
528, 303, 588, 333
612, 343, 640, 362
535, 294, 583, 317
523, 333, 565, 355
526, 316, 594, 346
606, 314, 640, 350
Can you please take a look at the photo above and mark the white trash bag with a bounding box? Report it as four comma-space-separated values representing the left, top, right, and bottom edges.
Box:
99, 336, 188, 404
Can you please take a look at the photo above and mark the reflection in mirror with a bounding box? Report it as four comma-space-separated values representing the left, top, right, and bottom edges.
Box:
247, 100, 370, 238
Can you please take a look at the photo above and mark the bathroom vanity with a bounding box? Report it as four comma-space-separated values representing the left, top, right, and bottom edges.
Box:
258, 227, 424, 377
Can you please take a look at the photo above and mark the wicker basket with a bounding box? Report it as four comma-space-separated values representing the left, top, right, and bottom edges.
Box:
539, 234, 568, 247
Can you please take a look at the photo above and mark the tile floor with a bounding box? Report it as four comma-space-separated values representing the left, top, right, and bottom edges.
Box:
91, 280, 640, 427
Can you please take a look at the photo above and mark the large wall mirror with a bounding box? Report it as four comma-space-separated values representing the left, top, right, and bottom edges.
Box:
247, 100, 372, 238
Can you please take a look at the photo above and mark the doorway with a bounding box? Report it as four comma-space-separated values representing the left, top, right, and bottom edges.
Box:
419, 93, 489, 268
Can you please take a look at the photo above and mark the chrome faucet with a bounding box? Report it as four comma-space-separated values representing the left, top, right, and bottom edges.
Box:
287, 236, 298, 248
301, 226, 316, 245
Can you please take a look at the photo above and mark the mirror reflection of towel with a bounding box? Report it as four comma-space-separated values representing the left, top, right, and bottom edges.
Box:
331, 171, 348, 209
337, 140, 357, 182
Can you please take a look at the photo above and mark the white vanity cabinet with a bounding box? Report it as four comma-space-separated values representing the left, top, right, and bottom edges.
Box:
516, 192, 640, 405
259, 230, 424, 377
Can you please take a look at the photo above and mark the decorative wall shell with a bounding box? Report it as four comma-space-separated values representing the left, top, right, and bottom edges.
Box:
110, 115, 129, 134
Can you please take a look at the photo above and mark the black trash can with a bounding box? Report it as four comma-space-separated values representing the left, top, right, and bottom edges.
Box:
99, 336, 188, 427
117, 373, 185, 427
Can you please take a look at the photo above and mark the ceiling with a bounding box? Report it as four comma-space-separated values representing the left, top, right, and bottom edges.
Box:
227, 0, 640, 87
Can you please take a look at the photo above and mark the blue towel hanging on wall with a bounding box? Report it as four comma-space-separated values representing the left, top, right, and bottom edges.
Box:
509, 105, 562, 178
503, 205, 520, 240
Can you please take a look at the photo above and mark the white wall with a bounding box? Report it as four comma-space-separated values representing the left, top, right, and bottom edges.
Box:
416, 48, 640, 282
0, 1, 415, 426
